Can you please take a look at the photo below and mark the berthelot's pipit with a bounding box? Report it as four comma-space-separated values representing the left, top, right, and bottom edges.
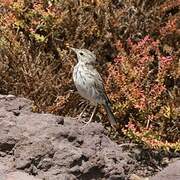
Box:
71, 48, 117, 128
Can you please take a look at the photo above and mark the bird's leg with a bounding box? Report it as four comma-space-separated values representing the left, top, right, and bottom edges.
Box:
84, 105, 97, 125
78, 103, 89, 120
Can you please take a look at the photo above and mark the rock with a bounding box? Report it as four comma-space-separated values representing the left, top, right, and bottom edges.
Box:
150, 160, 180, 180
6, 172, 41, 180
0, 94, 179, 180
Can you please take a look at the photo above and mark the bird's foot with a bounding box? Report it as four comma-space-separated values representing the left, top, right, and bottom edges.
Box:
82, 118, 93, 126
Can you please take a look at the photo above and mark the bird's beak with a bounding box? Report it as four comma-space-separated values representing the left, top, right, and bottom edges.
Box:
70, 47, 78, 53
70, 47, 78, 62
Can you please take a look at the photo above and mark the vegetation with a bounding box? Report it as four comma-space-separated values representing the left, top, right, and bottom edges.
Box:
0, 0, 179, 150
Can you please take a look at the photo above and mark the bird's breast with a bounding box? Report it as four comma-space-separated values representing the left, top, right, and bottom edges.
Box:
73, 64, 102, 104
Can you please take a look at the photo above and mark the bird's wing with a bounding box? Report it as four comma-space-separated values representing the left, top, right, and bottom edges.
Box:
90, 68, 112, 106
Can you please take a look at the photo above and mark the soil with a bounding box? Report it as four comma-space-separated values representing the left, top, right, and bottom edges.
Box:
0, 94, 179, 180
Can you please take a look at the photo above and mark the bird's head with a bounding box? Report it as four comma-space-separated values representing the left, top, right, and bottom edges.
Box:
71, 48, 96, 65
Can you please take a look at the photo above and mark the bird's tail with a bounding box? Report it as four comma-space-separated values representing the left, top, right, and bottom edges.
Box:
103, 102, 117, 128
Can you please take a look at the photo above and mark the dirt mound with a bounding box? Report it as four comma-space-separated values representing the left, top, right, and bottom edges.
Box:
0, 94, 179, 180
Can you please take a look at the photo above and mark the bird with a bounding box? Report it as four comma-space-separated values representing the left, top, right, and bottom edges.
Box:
71, 47, 117, 128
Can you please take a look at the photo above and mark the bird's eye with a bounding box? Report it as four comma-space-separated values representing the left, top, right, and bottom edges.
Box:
80, 52, 84, 56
